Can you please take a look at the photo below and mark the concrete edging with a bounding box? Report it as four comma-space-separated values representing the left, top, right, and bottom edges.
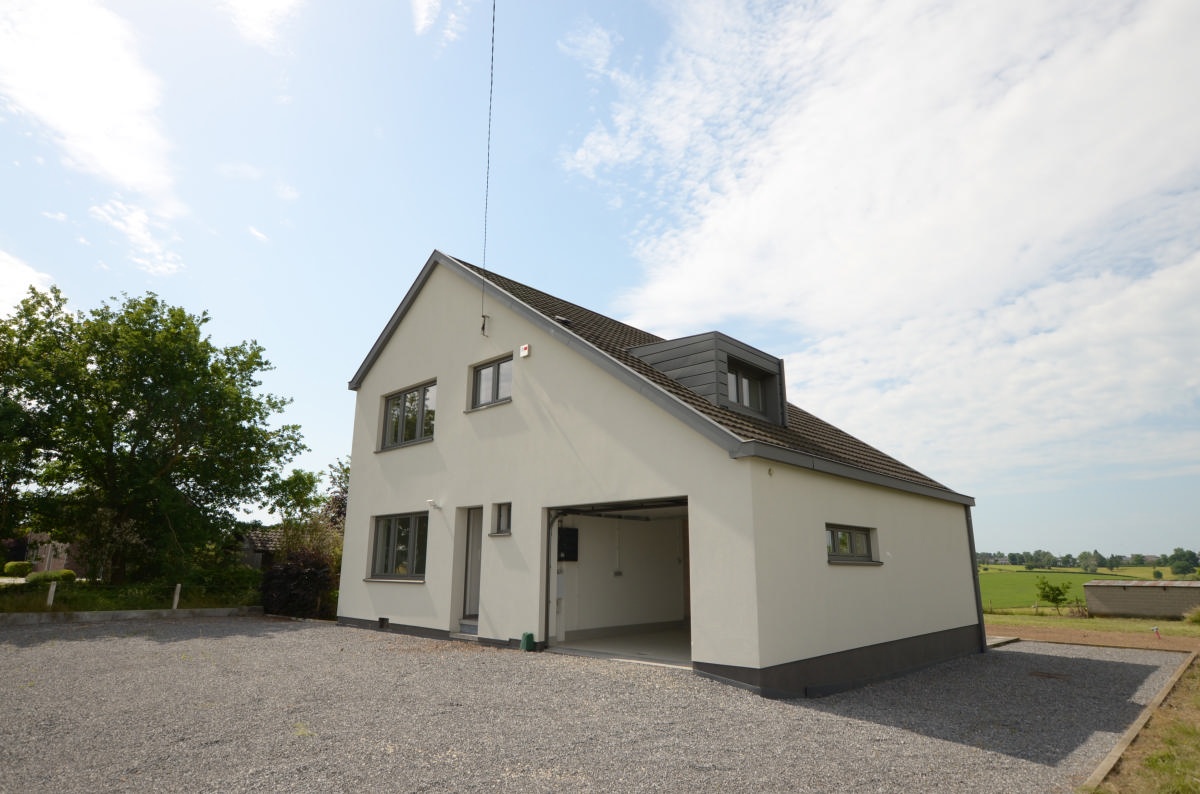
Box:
1082, 650, 1197, 791
0, 606, 264, 626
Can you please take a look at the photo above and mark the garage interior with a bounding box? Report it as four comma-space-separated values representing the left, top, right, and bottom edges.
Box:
546, 497, 690, 666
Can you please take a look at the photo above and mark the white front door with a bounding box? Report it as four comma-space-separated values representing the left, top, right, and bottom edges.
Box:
463, 507, 483, 618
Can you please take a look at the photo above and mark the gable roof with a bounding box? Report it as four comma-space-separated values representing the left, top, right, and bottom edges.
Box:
351, 250, 973, 506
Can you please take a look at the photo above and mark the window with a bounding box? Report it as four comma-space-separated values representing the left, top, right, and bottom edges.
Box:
491, 502, 512, 535
382, 381, 436, 448
727, 362, 764, 411
371, 513, 429, 578
826, 524, 876, 563
472, 357, 513, 408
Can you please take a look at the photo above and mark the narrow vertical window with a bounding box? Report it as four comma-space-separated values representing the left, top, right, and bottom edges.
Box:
492, 502, 512, 535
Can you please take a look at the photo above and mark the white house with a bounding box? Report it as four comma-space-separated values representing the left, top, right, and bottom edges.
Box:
338, 250, 985, 697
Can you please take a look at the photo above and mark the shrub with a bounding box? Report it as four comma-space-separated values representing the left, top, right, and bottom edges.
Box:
1153, 569, 1164, 580
26, 569, 76, 584
261, 551, 335, 619
4, 561, 33, 577
1185, 606, 1200, 625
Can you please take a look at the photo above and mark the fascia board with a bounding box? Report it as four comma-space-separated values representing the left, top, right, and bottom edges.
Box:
347, 250, 445, 390
730, 440, 976, 506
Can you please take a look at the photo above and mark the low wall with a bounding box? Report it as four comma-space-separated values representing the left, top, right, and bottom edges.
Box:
1084, 580, 1200, 618
0, 606, 264, 626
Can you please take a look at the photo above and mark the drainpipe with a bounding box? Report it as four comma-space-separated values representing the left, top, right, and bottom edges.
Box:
964, 505, 987, 652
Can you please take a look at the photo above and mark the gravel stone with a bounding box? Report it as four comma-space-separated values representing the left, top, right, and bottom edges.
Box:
0, 617, 1186, 792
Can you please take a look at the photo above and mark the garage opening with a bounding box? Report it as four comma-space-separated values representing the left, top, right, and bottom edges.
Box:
545, 497, 690, 666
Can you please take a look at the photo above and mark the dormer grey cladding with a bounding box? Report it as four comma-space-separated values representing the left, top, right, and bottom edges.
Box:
628, 331, 789, 427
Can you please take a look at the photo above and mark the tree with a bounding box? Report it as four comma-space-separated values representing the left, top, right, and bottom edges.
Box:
1059, 553, 1076, 569
1130, 553, 1146, 566
1077, 550, 1098, 574
1168, 547, 1199, 576
261, 458, 348, 619
0, 288, 304, 582
1106, 554, 1122, 571
1035, 576, 1072, 615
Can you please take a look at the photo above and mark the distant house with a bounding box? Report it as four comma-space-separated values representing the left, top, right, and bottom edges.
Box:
241, 525, 284, 570
338, 251, 984, 697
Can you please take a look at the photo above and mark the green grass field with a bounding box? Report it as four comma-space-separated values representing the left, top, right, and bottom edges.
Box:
976, 565, 1179, 611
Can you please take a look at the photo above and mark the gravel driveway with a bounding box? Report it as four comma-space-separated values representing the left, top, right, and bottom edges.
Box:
1, 617, 1187, 792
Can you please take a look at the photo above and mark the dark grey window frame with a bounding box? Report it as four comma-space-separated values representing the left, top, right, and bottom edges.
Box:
490, 502, 512, 536
726, 360, 765, 412
826, 523, 881, 565
381, 381, 437, 449
370, 512, 429, 580
472, 356, 513, 409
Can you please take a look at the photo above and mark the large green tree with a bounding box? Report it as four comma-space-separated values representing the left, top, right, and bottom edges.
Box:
1, 287, 304, 582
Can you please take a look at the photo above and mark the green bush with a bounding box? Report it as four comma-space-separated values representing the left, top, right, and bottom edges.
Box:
1185, 606, 1200, 625
26, 569, 76, 584
3, 561, 33, 577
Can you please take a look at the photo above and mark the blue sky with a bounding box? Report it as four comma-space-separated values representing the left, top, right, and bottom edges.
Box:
1, 0, 1197, 557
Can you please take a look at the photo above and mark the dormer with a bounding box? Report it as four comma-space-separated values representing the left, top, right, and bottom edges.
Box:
629, 331, 788, 426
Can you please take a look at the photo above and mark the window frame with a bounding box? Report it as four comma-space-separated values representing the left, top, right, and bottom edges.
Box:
471, 356, 513, 409
369, 512, 429, 580
381, 381, 437, 449
826, 523, 880, 565
490, 502, 512, 536
726, 360, 765, 412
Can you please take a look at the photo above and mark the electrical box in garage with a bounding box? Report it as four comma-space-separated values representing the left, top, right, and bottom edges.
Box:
557, 526, 578, 561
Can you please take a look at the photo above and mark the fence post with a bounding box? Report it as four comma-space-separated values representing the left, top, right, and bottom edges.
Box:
172, 583, 181, 610
46, 580, 57, 607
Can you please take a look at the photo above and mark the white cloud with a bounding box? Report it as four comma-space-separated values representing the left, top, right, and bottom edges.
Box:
41, 211, 67, 222
220, 0, 304, 53
219, 162, 264, 180
0, 0, 178, 211
275, 182, 300, 201
569, 0, 1200, 490
248, 225, 269, 242
0, 249, 52, 316
89, 199, 183, 276
558, 19, 621, 79
412, 0, 441, 35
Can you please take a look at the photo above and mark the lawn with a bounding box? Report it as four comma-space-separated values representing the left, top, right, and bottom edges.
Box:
978, 566, 1143, 611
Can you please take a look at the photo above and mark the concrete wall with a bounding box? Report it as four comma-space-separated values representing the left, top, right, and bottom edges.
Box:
1085, 582, 1200, 618
748, 459, 979, 668
341, 261, 762, 667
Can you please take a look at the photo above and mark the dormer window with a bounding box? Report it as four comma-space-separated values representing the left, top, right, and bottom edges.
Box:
628, 330, 787, 426
727, 362, 764, 412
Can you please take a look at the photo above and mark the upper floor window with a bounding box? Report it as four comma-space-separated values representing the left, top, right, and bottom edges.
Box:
727, 362, 764, 412
382, 381, 436, 448
473, 356, 513, 408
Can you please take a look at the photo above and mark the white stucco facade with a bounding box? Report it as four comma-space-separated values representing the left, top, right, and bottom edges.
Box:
340, 252, 984, 695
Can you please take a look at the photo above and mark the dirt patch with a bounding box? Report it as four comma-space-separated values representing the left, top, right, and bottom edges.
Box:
986, 622, 1200, 653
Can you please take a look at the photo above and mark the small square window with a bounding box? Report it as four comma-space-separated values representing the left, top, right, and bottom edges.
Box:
473, 357, 513, 408
492, 502, 512, 535
826, 524, 875, 563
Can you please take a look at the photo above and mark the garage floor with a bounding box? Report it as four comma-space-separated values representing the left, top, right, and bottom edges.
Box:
548, 625, 691, 667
